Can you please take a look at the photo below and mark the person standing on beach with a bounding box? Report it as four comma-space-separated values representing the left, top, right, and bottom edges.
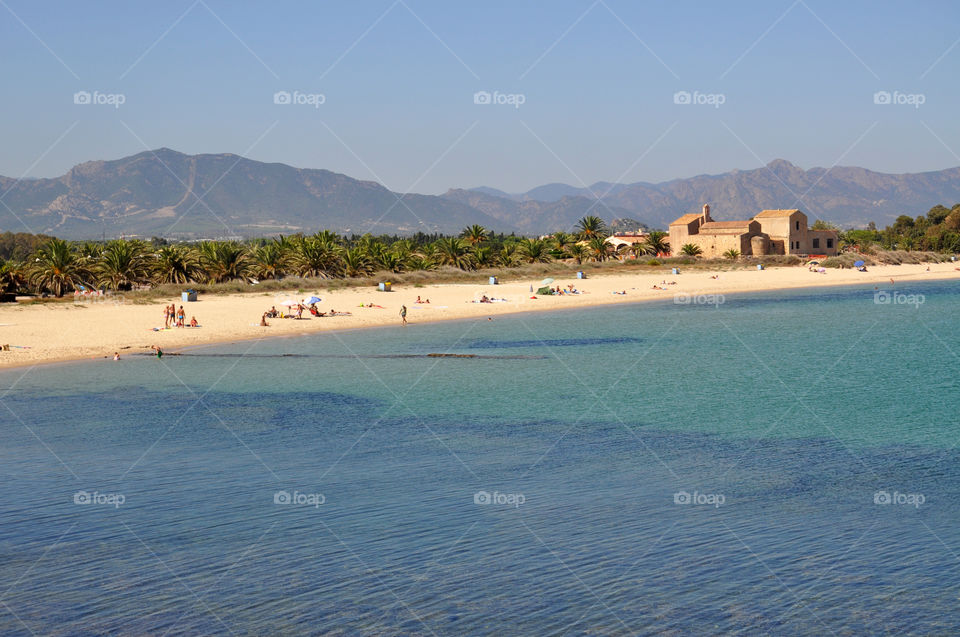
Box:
400, 305, 407, 326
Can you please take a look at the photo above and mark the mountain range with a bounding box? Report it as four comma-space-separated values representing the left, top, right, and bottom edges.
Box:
1, 149, 959, 238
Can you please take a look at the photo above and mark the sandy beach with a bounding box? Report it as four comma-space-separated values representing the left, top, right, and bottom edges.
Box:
0, 262, 956, 369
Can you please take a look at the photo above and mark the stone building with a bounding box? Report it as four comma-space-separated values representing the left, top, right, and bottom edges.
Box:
668, 205, 838, 257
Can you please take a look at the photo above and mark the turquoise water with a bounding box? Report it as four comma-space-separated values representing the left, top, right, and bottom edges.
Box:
1, 280, 958, 635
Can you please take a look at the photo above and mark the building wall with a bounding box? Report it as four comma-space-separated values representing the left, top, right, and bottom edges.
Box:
695, 232, 750, 258
669, 220, 700, 256
807, 230, 839, 256
756, 211, 808, 255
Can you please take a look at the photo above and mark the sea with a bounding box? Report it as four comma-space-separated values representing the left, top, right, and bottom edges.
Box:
0, 280, 958, 635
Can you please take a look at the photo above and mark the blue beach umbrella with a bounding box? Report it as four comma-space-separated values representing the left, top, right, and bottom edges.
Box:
854, 260, 865, 267
303, 296, 322, 304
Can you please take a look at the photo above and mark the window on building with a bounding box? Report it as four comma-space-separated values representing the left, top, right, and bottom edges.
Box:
796, 220, 800, 230
812, 238, 820, 249
827, 238, 834, 248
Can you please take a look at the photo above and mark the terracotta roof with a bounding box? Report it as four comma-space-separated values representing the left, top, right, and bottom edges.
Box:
754, 209, 801, 218
669, 213, 702, 225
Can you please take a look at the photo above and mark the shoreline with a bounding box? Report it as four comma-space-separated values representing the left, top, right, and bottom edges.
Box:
1, 262, 957, 371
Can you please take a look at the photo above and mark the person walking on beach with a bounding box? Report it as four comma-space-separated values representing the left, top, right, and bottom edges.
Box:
400, 304, 407, 326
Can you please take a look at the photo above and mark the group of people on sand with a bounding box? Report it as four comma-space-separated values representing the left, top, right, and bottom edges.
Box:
261, 303, 348, 326
164, 304, 198, 328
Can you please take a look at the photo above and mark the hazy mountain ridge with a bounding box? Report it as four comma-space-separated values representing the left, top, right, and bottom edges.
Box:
1, 150, 958, 238
0, 149, 509, 238
473, 160, 960, 229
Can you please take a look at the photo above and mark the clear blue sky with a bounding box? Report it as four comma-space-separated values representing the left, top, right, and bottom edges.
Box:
2, 0, 958, 194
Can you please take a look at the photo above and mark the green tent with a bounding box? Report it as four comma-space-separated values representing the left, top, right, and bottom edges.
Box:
536, 286, 555, 295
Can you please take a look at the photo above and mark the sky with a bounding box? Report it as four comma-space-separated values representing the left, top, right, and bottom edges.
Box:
2, 0, 959, 195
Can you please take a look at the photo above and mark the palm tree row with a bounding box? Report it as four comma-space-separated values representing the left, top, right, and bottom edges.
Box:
1, 217, 673, 297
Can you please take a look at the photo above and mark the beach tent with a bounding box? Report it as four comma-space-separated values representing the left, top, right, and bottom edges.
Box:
536, 286, 555, 295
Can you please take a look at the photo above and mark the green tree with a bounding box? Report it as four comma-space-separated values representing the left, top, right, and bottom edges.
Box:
153, 245, 200, 284
680, 243, 703, 256
723, 248, 740, 260
434, 237, 475, 270
644, 231, 670, 256
199, 241, 250, 283
576, 215, 608, 240
28, 238, 89, 296
588, 235, 611, 262
461, 224, 488, 246
96, 239, 148, 290
518, 238, 552, 263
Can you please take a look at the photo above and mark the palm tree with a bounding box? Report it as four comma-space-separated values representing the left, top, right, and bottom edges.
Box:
434, 237, 475, 270
293, 236, 342, 277
341, 247, 375, 277
576, 215, 608, 240
518, 238, 552, 263
96, 239, 148, 290
0, 260, 26, 295
552, 232, 573, 252
28, 238, 89, 297
644, 231, 670, 256
153, 245, 200, 284
473, 246, 496, 268
680, 243, 703, 257
461, 224, 488, 246
251, 243, 289, 280
567, 243, 588, 265
199, 241, 251, 283
628, 241, 646, 259
723, 248, 740, 260
588, 235, 611, 262
497, 243, 519, 267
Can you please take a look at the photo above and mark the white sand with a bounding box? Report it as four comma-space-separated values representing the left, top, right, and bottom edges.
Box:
0, 262, 956, 368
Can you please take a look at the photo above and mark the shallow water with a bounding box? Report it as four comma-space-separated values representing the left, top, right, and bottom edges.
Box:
1, 280, 958, 635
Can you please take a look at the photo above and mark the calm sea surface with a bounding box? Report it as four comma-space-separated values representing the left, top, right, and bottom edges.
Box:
1, 280, 958, 635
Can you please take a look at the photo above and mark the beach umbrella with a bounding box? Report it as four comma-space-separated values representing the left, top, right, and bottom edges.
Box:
807, 260, 819, 265
540, 277, 554, 286
854, 260, 865, 267
303, 296, 322, 305
280, 299, 298, 306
